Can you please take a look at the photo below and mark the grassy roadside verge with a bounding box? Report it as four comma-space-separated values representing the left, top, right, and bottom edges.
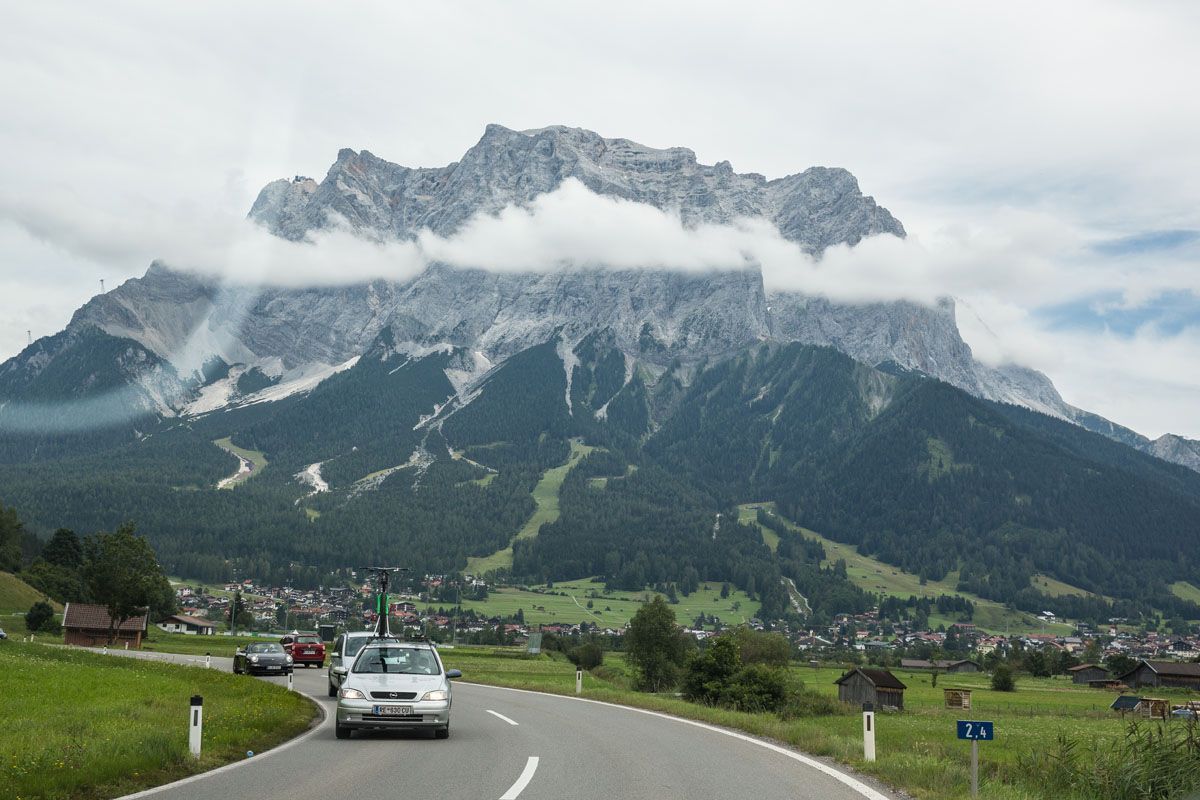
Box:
441, 647, 1196, 800
0, 643, 316, 800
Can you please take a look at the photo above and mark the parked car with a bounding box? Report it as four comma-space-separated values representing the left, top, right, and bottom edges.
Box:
327, 631, 388, 697
234, 642, 293, 675
333, 641, 461, 740
1172, 707, 1198, 720
280, 631, 326, 668
0, 627, 7, 640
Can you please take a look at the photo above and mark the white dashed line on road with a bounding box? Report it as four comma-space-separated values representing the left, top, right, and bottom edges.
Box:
499, 756, 539, 800
486, 709, 519, 726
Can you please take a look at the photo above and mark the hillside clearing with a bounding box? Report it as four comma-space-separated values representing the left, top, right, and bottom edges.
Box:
738, 503, 1074, 635
466, 439, 594, 575
213, 436, 268, 489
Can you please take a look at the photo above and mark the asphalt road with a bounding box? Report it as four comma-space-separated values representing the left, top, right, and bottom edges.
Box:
115, 651, 898, 800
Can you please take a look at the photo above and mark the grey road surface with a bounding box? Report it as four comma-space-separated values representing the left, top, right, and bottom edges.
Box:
115, 651, 897, 800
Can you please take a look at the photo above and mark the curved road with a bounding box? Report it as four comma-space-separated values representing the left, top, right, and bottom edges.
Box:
117, 652, 898, 800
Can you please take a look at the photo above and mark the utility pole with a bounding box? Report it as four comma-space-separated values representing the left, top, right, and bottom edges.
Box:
99, 278, 105, 293
26, 330, 31, 345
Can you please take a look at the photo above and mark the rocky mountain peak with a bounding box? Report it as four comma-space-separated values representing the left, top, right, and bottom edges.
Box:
248, 123, 905, 253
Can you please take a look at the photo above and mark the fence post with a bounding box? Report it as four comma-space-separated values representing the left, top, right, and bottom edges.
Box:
189, 696, 203, 759
862, 702, 876, 762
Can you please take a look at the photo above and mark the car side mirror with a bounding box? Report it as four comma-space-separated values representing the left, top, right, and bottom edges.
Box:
333, 666, 348, 676
446, 669, 462, 679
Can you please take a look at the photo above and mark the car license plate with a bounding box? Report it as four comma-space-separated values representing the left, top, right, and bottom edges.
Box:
268, 665, 281, 670
373, 705, 413, 716
303, 649, 315, 654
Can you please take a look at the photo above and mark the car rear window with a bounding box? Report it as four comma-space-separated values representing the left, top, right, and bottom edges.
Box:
297, 636, 320, 644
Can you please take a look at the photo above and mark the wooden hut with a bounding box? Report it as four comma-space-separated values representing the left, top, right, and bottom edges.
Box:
62, 603, 147, 648
1119, 660, 1200, 690
1067, 663, 1108, 685
944, 687, 972, 710
835, 667, 906, 710
1138, 697, 1170, 720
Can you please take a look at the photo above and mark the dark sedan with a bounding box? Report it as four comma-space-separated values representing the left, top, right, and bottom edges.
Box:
233, 642, 294, 675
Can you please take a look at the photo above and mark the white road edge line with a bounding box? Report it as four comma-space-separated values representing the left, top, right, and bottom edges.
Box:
499, 756, 539, 800
461, 683, 893, 800
486, 709, 520, 726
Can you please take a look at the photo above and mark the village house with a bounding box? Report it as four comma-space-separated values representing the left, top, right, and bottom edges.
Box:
157, 614, 216, 635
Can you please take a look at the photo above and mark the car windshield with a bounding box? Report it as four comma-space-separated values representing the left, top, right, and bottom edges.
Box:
247, 643, 283, 654
353, 647, 439, 675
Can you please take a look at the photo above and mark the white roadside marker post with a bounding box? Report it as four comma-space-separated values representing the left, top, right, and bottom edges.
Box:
576, 667, 583, 695
862, 702, 876, 763
189, 695, 203, 759
288, 669, 294, 692
124, 641, 129, 650
205, 652, 211, 669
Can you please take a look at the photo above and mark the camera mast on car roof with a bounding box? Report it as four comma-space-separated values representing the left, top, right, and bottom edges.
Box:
359, 566, 409, 641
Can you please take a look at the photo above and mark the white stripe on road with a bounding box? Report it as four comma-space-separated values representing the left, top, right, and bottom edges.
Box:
462, 683, 894, 800
499, 756, 539, 800
486, 709, 520, 726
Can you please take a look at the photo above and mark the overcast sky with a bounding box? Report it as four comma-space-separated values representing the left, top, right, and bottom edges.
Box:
1, 1, 1198, 437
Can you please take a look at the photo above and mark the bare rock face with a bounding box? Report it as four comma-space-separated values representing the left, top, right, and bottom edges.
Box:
1149, 434, 1200, 472
248, 124, 904, 253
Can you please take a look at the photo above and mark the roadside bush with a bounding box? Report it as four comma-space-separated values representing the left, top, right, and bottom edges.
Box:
683, 636, 740, 705
568, 642, 604, 671
991, 664, 1016, 692
682, 634, 789, 713
722, 663, 788, 713
25, 600, 59, 633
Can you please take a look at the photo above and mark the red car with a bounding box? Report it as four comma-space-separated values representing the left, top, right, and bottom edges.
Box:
280, 631, 326, 667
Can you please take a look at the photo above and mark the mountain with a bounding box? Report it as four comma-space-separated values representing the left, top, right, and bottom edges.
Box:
2, 124, 1199, 625
4, 123, 1188, 471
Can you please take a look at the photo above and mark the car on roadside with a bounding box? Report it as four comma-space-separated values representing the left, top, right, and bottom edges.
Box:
280, 631, 326, 668
327, 631, 390, 697
0, 627, 7, 640
233, 641, 293, 675
333, 641, 461, 740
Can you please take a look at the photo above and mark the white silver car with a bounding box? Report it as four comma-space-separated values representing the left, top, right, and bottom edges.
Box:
334, 641, 461, 740
327, 631, 384, 697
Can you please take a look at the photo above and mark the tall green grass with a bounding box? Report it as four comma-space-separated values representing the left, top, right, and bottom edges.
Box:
0, 643, 315, 800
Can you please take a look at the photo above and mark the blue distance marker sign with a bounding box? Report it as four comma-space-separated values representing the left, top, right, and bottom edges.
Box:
957, 720, 994, 740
